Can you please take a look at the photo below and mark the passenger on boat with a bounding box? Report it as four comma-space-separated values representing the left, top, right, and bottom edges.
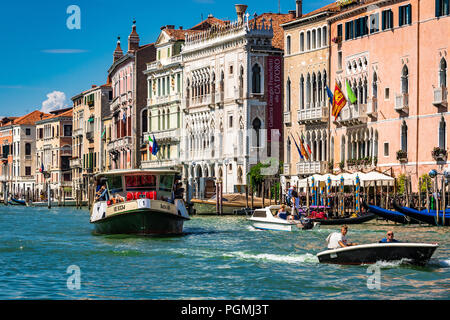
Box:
275, 204, 287, 218
379, 231, 400, 243
113, 194, 125, 203
95, 185, 108, 202
326, 225, 358, 249
288, 187, 299, 221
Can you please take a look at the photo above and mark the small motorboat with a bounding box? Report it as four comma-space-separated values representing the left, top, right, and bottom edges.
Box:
363, 202, 420, 224
247, 205, 320, 231
317, 242, 439, 266
10, 198, 27, 206
393, 202, 450, 226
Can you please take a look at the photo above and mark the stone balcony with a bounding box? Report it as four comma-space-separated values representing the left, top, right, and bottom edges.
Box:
337, 104, 367, 126
366, 97, 378, 118
73, 127, 83, 137
432, 87, 448, 108
234, 87, 244, 103
395, 93, 409, 114
147, 93, 182, 107
107, 136, 133, 151
141, 159, 180, 169
70, 157, 81, 168
143, 128, 181, 143
296, 161, 327, 175
283, 111, 291, 125
283, 163, 291, 176
215, 91, 224, 106
297, 104, 328, 124
190, 94, 213, 108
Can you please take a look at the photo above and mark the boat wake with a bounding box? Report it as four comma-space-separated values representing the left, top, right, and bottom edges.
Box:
223, 251, 319, 264
427, 258, 450, 268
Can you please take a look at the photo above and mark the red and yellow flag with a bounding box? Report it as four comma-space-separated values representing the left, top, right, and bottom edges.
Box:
332, 84, 347, 120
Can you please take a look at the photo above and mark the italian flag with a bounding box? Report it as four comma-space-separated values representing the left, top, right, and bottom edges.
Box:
148, 135, 153, 154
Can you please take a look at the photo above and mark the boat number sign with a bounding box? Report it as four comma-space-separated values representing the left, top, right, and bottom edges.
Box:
114, 205, 126, 212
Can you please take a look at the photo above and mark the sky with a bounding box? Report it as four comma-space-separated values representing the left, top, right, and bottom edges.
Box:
0, 0, 332, 117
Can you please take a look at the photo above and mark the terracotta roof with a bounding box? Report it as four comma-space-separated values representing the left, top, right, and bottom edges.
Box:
301, 2, 340, 19
164, 29, 202, 41
13, 110, 52, 125
250, 13, 295, 50
0, 117, 17, 127
190, 16, 229, 31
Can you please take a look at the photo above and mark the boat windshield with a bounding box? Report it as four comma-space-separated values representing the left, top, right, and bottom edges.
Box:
159, 174, 175, 192
125, 175, 157, 191
107, 175, 123, 193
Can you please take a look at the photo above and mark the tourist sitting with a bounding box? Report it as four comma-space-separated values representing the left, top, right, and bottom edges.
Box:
326, 225, 358, 249
113, 194, 125, 203
275, 204, 287, 218
379, 231, 400, 243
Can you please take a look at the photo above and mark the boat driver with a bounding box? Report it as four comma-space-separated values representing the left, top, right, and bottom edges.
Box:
379, 231, 400, 243
326, 225, 358, 249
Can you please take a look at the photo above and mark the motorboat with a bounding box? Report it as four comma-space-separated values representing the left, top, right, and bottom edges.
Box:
363, 202, 420, 224
9, 198, 26, 206
247, 205, 320, 231
90, 169, 190, 235
393, 202, 450, 226
317, 242, 439, 266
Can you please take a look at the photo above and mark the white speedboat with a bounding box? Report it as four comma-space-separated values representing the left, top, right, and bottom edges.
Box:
247, 205, 319, 231
317, 242, 439, 266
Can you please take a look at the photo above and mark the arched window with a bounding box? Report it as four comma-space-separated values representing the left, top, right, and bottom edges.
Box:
439, 58, 447, 87
300, 75, 305, 110
252, 117, 262, 163
306, 31, 311, 50
317, 29, 322, 49
401, 121, 408, 152
142, 110, 148, 133
439, 117, 446, 149
401, 65, 409, 94
322, 26, 327, 46
286, 35, 291, 55
252, 64, 261, 94
312, 29, 316, 49
287, 138, 291, 164
286, 78, 291, 112
300, 32, 304, 52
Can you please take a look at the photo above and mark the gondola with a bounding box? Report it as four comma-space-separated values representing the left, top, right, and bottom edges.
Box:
393, 202, 450, 226
317, 242, 439, 266
310, 212, 376, 225
362, 202, 420, 224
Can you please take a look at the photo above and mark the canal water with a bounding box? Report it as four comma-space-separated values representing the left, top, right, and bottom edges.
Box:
0, 206, 449, 300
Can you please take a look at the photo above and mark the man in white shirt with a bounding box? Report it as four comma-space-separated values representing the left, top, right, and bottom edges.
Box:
326, 225, 357, 249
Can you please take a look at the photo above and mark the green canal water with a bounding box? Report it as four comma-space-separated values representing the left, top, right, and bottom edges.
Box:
0, 206, 449, 300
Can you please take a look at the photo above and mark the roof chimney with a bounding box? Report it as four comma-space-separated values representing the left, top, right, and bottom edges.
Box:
235, 4, 248, 24
113, 36, 124, 62
128, 20, 140, 52
288, 10, 296, 19
296, 0, 302, 18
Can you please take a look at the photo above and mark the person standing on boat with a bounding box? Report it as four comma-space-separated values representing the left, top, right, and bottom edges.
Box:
288, 186, 299, 221
379, 231, 400, 243
326, 225, 358, 249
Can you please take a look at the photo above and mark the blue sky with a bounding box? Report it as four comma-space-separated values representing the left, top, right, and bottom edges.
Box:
0, 0, 331, 117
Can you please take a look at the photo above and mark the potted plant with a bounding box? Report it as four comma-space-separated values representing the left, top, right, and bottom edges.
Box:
332, 36, 342, 44
339, 161, 345, 171
432, 147, 447, 162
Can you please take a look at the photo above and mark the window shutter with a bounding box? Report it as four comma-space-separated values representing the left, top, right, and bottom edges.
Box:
436, 0, 441, 17
407, 4, 412, 24
399, 6, 404, 26
382, 11, 386, 30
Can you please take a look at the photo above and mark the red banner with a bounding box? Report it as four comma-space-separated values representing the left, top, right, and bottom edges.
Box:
266, 56, 283, 143
332, 84, 347, 120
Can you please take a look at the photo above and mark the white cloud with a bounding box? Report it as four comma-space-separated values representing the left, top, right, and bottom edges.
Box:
41, 91, 68, 113
42, 49, 88, 54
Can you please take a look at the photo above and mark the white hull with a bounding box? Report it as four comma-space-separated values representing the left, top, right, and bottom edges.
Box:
250, 219, 296, 231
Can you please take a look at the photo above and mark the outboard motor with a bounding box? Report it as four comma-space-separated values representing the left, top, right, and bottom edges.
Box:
301, 218, 314, 230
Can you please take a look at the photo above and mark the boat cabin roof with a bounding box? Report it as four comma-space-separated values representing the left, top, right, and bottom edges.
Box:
95, 169, 180, 178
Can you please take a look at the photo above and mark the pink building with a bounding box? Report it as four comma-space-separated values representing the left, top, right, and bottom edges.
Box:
107, 21, 156, 171
328, 0, 449, 190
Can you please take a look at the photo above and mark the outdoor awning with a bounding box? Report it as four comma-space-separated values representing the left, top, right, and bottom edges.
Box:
296, 171, 394, 188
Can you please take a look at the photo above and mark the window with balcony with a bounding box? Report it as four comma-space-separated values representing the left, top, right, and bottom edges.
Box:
299, 76, 305, 109
401, 121, 408, 152
401, 65, 409, 94
439, 58, 447, 87
252, 64, 261, 94
286, 78, 291, 112
436, 0, 450, 17
439, 117, 446, 148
